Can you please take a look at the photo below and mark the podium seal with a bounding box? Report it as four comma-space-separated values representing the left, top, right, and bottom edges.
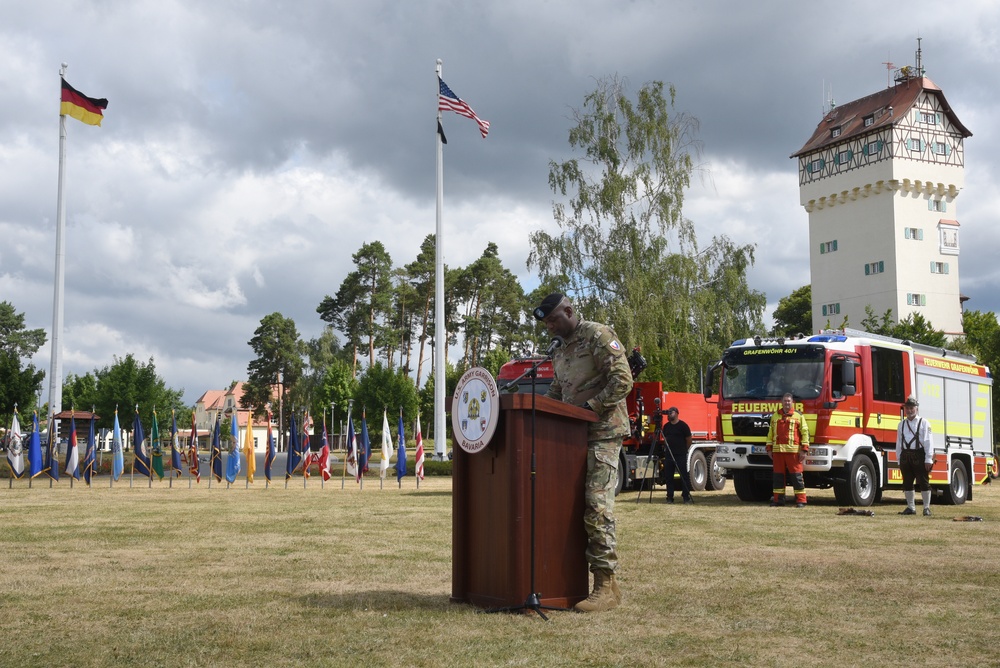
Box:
451, 367, 500, 454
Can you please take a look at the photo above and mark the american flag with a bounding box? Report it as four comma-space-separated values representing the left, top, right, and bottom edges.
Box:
438, 77, 490, 138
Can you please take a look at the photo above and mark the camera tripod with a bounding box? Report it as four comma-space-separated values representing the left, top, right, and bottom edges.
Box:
635, 398, 691, 504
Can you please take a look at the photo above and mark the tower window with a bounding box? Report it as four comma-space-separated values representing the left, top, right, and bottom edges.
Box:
930, 262, 950, 274
906, 293, 927, 306
904, 227, 923, 240
865, 261, 885, 275
819, 240, 838, 254
831, 126, 842, 138
863, 115, 874, 127
822, 303, 841, 316
929, 199, 946, 213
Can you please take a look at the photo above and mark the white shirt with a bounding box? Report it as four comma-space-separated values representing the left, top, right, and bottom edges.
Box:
895, 415, 934, 465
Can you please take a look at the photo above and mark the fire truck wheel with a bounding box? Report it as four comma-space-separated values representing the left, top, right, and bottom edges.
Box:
839, 454, 877, 507
705, 452, 727, 491
688, 451, 708, 492
942, 459, 968, 506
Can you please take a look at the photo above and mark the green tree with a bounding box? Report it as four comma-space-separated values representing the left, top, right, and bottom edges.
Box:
404, 234, 437, 387
317, 241, 394, 374
772, 285, 813, 336
354, 363, 419, 444
63, 372, 99, 411
454, 242, 528, 366
241, 313, 305, 426
528, 76, 764, 390
92, 354, 185, 432
0, 301, 47, 420
859, 306, 946, 346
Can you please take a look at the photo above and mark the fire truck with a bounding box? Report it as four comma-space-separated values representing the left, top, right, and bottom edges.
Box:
706, 328, 996, 506
496, 351, 724, 495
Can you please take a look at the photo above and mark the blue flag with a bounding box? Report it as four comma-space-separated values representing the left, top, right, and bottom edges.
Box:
285, 413, 301, 479
132, 410, 151, 478
226, 413, 241, 483
264, 412, 275, 483
396, 411, 407, 481
211, 416, 222, 482
82, 415, 96, 484
111, 410, 124, 481
28, 412, 44, 478
359, 411, 370, 473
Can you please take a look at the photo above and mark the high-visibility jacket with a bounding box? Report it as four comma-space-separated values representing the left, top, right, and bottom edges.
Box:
766, 409, 810, 454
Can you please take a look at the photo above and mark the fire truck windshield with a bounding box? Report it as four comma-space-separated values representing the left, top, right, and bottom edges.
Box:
720, 345, 825, 400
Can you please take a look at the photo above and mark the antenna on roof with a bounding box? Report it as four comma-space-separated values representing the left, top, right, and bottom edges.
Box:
915, 36, 924, 77
881, 51, 894, 88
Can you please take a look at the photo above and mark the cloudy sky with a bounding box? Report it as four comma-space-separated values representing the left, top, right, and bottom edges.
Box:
2, 0, 998, 406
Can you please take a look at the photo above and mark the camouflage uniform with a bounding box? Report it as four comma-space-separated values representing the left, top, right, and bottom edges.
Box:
546, 320, 633, 573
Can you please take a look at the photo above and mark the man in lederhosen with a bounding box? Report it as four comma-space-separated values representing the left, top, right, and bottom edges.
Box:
895, 395, 934, 516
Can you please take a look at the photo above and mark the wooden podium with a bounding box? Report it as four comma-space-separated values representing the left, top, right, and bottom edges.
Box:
451, 393, 597, 609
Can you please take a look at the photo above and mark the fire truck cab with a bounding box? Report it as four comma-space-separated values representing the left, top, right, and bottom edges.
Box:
707, 328, 995, 507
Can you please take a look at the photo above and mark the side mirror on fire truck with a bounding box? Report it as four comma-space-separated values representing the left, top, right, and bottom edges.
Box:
841, 361, 857, 397
703, 361, 722, 399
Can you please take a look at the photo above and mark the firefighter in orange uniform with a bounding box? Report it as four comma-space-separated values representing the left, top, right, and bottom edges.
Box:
766, 393, 810, 507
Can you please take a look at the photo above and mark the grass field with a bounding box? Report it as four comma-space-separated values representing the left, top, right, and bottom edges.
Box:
1, 475, 999, 668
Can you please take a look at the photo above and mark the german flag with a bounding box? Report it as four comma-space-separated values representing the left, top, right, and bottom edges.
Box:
60, 77, 108, 126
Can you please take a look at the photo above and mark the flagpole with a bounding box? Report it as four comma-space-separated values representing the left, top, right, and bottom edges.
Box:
47, 64, 69, 433
433, 58, 447, 463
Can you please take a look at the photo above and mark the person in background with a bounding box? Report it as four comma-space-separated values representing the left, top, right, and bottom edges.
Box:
534, 292, 633, 613
660, 406, 693, 504
895, 395, 934, 516
765, 393, 810, 508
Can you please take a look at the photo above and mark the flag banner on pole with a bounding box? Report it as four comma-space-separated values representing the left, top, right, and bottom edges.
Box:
395, 410, 407, 482
132, 409, 151, 478
187, 411, 200, 483
44, 413, 59, 481
111, 409, 124, 481
211, 416, 222, 483
414, 414, 425, 481
438, 77, 490, 138
83, 415, 96, 484
243, 410, 256, 484
170, 411, 183, 476
226, 413, 241, 483
60, 77, 108, 126
264, 411, 275, 483
285, 413, 301, 480
380, 410, 392, 480
305, 421, 330, 481
345, 419, 358, 480
6, 410, 25, 479
28, 412, 44, 478
64, 414, 80, 480
151, 410, 164, 480
360, 411, 370, 474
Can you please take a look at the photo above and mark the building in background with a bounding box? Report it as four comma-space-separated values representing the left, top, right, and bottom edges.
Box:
792, 45, 971, 336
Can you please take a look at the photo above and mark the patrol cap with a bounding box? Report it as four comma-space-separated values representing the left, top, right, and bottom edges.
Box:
533, 292, 565, 321
666, 406, 679, 415
904, 395, 919, 407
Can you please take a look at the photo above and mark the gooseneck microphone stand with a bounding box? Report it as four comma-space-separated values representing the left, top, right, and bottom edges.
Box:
490, 338, 566, 620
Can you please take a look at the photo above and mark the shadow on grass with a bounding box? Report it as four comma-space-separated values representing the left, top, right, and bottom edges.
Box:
299, 590, 459, 612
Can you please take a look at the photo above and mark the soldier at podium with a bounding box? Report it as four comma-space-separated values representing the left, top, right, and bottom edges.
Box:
533, 293, 633, 612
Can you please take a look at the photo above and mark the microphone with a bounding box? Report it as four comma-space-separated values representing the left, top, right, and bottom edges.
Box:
544, 336, 565, 356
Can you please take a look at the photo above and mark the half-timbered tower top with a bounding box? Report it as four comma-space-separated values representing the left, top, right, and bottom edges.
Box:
792, 75, 971, 160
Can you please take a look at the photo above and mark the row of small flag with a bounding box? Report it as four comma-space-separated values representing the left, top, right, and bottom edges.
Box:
5, 407, 425, 487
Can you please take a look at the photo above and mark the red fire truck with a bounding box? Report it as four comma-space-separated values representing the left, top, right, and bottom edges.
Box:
497, 353, 723, 495
705, 328, 996, 506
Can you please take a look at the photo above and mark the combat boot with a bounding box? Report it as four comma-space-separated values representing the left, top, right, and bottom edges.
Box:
609, 572, 622, 604
574, 571, 619, 613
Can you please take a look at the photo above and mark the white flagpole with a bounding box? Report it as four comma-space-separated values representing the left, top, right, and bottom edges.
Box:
433, 58, 447, 462
48, 63, 70, 442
